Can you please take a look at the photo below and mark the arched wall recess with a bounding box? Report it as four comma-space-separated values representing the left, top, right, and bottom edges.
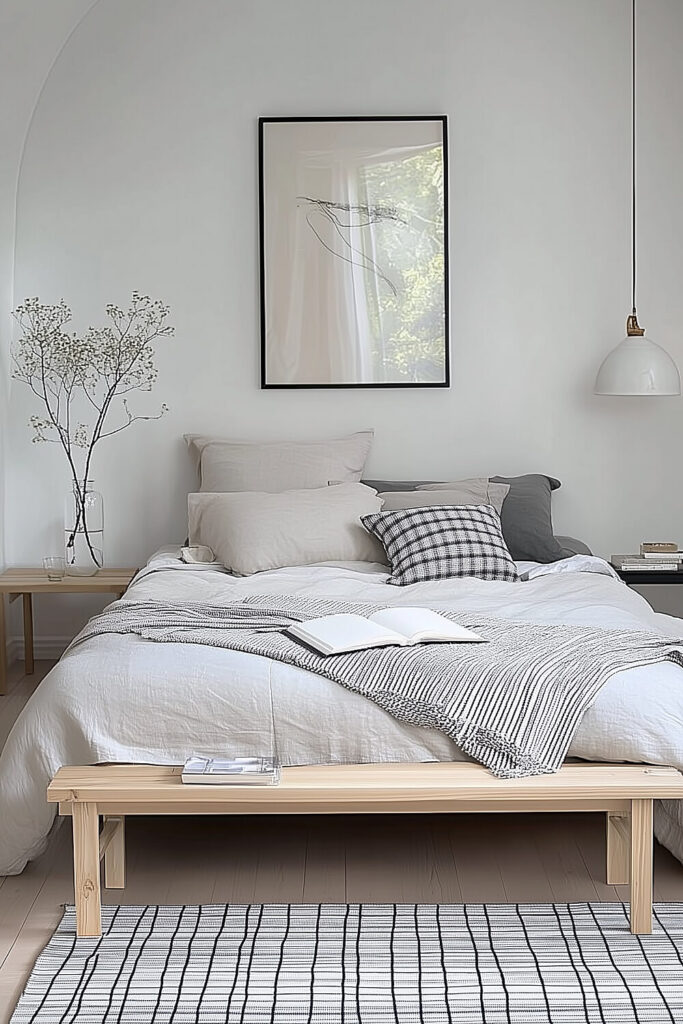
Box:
0, 0, 100, 569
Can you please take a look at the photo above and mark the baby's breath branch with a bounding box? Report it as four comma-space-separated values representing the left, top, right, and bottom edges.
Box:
12, 292, 173, 569
100, 399, 169, 439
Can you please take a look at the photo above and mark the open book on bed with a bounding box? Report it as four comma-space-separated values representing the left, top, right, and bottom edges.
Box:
287, 607, 486, 656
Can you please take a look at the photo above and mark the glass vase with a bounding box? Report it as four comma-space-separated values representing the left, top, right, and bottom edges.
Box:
64, 480, 104, 576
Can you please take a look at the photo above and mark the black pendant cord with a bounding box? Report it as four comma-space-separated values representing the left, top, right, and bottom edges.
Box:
631, 0, 637, 316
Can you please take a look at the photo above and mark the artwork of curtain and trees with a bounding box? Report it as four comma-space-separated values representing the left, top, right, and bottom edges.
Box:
260, 117, 448, 387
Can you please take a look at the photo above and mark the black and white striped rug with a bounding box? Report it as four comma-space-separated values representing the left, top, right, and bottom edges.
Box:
11, 903, 683, 1022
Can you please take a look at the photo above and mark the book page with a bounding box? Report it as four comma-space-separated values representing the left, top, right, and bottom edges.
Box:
289, 613, 404, 654
371, 607, 485, 644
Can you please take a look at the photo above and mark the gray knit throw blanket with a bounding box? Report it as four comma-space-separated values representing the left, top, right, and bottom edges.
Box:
70, 596, 683, 778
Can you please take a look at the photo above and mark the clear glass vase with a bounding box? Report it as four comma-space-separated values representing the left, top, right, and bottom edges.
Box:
64, 480, 104, 576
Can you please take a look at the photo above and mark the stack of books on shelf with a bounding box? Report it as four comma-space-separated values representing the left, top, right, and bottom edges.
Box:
612, 543, 683, 573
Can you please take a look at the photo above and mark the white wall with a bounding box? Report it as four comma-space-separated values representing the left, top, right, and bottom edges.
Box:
5, 0, 683, 647
0, 0, 98, 575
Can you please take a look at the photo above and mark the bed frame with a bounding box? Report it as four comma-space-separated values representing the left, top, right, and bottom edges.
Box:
48, 760, 683, 938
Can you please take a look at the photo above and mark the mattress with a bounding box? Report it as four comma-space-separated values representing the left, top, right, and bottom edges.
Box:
0, 549, 682, 875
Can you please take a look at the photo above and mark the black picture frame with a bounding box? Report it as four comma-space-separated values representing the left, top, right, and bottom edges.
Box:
259, 115, 450, 389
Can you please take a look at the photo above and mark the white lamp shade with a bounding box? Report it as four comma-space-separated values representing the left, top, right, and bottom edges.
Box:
594, 335, 681, 395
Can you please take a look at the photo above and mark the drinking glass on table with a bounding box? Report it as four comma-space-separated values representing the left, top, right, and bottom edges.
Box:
43, 556, 65, 581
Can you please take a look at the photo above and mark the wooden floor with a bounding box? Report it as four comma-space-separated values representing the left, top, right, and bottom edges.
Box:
1, 663, 683, 1020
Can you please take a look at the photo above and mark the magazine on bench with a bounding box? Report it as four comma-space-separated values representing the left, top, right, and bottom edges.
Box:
287, 607, 486, 656
181, 756, 281, 785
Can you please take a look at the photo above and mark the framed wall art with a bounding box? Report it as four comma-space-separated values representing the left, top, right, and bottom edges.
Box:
259, 116, 449, 388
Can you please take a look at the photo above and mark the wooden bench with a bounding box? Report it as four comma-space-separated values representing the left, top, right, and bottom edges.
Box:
47, 761, 683, 938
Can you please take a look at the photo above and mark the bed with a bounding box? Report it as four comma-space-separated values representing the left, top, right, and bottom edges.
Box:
1, 548, 682, 877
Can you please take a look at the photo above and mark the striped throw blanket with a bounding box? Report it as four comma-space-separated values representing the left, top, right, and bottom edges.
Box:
71, 596, 683, 778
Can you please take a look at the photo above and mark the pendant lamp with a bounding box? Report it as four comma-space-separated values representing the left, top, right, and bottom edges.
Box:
594, 0, 680, 396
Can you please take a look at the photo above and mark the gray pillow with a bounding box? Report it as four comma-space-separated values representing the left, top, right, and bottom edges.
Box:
380, 481, 510, 515
189, 483, 385, 574
364, 479, 436, 492
365, 474, 565, 563
187, 430, 374, 492
490, 474, 563, 563
556, 535, 592, 557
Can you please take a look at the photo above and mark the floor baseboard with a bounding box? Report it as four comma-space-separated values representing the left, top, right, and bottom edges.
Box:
7, 636, 70, 663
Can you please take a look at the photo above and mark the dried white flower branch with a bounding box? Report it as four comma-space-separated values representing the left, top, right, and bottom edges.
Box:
12, 292, 174, 567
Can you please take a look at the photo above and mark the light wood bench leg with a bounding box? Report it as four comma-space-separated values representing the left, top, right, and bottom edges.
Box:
104, 816, 126, 889
72, 803, 102, 938
630, 798, 653, 934
606, 812, 630, 884
23, 593, 34, 675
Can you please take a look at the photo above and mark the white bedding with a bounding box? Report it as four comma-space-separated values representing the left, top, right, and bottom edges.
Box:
1, 550, 682, 875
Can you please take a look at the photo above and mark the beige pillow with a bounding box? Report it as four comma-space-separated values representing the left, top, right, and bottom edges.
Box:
383, 479, 509, 514
184, 430, 374, 493
188, 483, 386, 574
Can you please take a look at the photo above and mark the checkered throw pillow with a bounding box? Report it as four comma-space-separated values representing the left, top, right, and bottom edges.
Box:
361, 504, 519, 586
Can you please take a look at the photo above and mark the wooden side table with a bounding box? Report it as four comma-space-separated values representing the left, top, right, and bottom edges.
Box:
0, 568, 137, 695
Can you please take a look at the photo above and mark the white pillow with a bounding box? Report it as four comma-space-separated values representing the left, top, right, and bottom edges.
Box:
380, 481, 509, 514
184, 430, 374, 493
188, 483, 386, 574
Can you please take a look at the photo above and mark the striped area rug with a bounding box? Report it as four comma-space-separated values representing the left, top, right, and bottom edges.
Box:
11, 902, 683, 1022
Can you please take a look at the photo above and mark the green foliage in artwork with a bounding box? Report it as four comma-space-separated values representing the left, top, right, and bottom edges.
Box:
359, 146, 445, 382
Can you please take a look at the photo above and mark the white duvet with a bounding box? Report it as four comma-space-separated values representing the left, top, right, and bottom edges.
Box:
1, 550, 682, 876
